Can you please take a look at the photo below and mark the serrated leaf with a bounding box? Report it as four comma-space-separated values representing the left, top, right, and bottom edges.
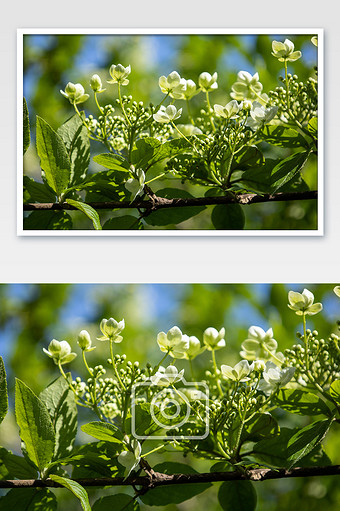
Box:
70, 442, 123, 479
0, 358, 8, 424
308, 117, 318, 138
253, 424, 333, 468
103, 215, 142, 230
218, 480, 257, 511
1, 451, 38, 479
57, 114, 90, 186
242, 413, 279, 442
270, 151, 310, 193
23, 176, 56, 203
329, 380, 340, 402
36, 116, 71, 196
23, 98, 30, 154
39, 375, 77, 459
65, 199, 102, 230
15, 379, 55, 473
49, 474, 91, 511
262, 125, 309, 148
274, 388, 331, 416
144, 188, 205, 226
81, 421, 124, 444
0, 488, 57, 511
23, 211, 73, 230
286, 418, 334, 469
93, 494, 139, 511
93, 153, 130, 172
211, 203, 245, 230
140, 462, 211, 506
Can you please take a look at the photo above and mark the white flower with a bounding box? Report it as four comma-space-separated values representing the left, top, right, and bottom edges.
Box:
181, 335, 206, 360
173, 124, 202, 138
43, 339, 77, 365
118, 439, 141, 477
107, 64, 131, 85
125, 167, 145, 201
334, 286, 340, 298
158, 71, 186, 99
178, 387, 208, 401
288, 288, 323, 316
221, 360, 254, 382
97, 317, 125, 342
214, 100, 242, 119
240, 326, 278, 361
203, 327, 226, 351
258, 361, 295, 395
230, 71, 263, 101
157, 326, 189, 358
153, 105, 182, 124
246, 101, 278, 130
181, 79, 200, 100
198, 72, 218, 92
311, 36, 318, 48
77, 330, 96, 352
151, 365, 185, 386
271, 39, 302, 62
60, 82, 89, 105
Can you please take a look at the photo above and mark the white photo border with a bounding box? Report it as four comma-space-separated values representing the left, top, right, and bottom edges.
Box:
17, 28, 324, 237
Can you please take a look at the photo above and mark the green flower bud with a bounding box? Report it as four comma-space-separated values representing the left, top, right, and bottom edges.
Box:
90, 74, 104, 93
77, 330, 95, 352
43, 339, 77, 365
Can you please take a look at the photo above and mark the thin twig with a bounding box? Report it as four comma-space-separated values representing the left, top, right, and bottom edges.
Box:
23, 190, 317, 211
1, 465, 339, 489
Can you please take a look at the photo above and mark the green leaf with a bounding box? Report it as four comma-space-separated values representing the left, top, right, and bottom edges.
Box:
329, 380, 340, 403
93, 494, 139, 511
211, 204, 245, 230
131, 137, 189, 169
274, 388, 331, 416
286, 418, 334, 469
308, 117, 318, 138
232, 145, 264, 170
23, 211, 73, 230
144, 188, 206, 226
65, 199, 102, 230
252, 424, 333, 468
23, 98, 30, 154
57, 114, 90, 186
262, 125, 309, 148
81, 421, 124, 444
241, 413, 279, 442
93, 153, 130, 172
270, 151, 310, 193
49, 474, 91, 511
49, 451, 120, 477
0, 357, 8, 425
23, 176, 56, 204
0, 449, 38, 479
0, 488, 57, 511
140, 462, 211, 506
15, 379, 55, 472
218, 481, 257, 511
39, 375, 77, 459
36, 116, 71, 197
103, 215, 143, 230
70, 442, 123, 479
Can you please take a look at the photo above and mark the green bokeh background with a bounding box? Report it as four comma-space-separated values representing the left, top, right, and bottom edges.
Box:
0, 283, 339, 509
23, 33, 318, 229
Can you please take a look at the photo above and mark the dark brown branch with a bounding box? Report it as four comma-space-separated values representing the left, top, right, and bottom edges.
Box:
23, 190, 317, 211
1, 465, 339, 489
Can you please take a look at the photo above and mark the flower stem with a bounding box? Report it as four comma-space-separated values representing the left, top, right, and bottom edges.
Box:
118, 83, 132, 127
109, 340, 126, 390
211, 350, 223, 397
205, 91, 216, 132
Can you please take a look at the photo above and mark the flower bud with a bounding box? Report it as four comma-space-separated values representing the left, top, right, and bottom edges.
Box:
90, 74, 103, 92
77, 330, 92, 351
